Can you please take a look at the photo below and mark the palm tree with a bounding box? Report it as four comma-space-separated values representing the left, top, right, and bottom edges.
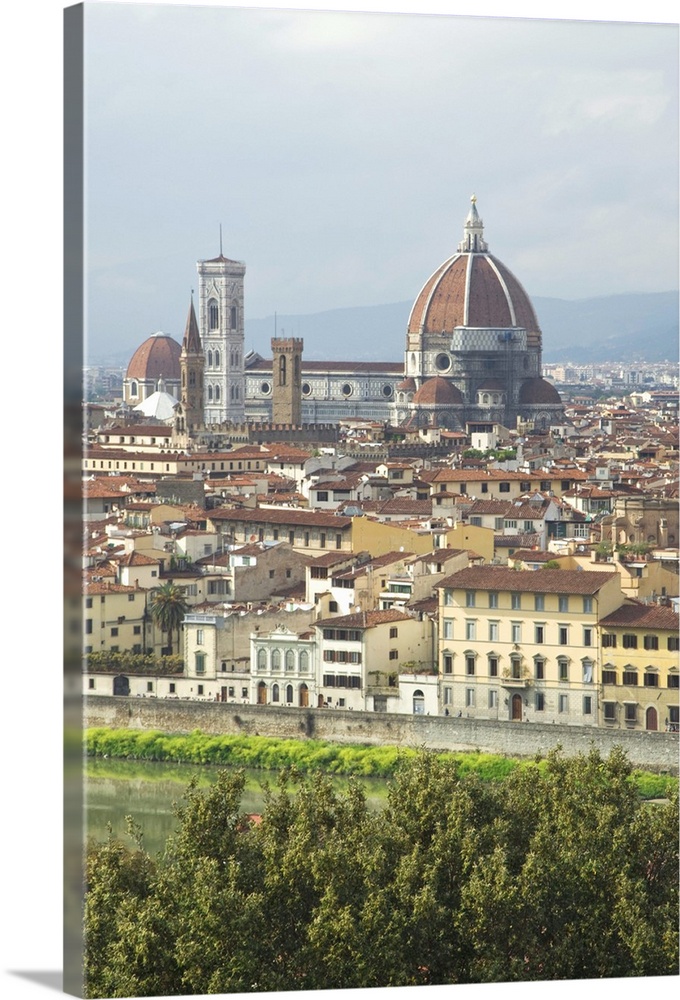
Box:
149, 582, 189, 656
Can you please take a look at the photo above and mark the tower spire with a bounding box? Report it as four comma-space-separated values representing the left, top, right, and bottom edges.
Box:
182, 296, 202, 353
219, 223, 223, 257
458, 193, 488, 253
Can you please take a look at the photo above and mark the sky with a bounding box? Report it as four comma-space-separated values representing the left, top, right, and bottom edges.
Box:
1, 4, 679, 1000
75, 0, 680, 362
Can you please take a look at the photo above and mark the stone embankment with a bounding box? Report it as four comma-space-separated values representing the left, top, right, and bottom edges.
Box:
84, 697, 679, 774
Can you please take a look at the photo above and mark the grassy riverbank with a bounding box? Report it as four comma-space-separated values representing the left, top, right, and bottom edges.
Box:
84, 727, 677, 799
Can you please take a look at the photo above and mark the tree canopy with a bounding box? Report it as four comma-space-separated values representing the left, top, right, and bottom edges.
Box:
149, 582, 189, 656
84, 747, 679, 997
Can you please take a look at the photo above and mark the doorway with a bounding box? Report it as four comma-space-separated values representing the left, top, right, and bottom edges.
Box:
511, 694, 523, 721
646, 706, 658, 731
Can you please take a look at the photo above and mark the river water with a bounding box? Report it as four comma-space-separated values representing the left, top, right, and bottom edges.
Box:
85, 757, 392, 856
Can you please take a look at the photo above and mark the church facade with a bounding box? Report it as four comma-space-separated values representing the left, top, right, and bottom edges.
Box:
122, 196, 563, 434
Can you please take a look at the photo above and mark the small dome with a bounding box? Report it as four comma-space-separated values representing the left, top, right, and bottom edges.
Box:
518, 377, 562, 405
412, 377, 463, 406
396, 377, 417, 391
126, 332, 181, 381
133, 388, 179, 421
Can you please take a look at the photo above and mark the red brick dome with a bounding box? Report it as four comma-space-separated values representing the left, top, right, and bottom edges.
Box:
412, 377, 463, 405
518, 377, 562, 405
126, 332, 181, 381
408, 197, 540, 339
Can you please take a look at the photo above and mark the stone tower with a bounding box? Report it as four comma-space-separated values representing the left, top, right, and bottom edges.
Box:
177, 297, 204, 436
271, 337, 303, 426
197, 246, 246, 425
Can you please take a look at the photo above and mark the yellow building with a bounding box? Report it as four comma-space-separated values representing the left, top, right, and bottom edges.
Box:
437, 566, 623, 725
83, 581, 149, 657
598, 602, 679, 732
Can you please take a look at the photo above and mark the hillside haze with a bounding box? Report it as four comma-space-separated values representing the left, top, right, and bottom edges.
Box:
244, 291, 679, 364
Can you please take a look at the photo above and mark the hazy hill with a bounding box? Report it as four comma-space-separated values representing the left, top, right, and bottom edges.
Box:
245, 291, 678, 363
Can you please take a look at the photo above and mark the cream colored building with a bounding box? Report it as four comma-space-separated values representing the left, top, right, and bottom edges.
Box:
598, 602, 679, 732
437, 566, 624, 725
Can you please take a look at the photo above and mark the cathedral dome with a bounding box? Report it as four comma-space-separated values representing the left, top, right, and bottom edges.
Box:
412, 377, 463, 405
126, 332, 182, 381
518, 377, 562, 405
407, 196, 540, 338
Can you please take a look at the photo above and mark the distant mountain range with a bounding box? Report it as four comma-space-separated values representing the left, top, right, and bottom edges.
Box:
245, 292, 679, 364
91, 291, 678, 367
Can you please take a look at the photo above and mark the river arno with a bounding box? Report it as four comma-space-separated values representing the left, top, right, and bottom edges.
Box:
85, 757, 392, 856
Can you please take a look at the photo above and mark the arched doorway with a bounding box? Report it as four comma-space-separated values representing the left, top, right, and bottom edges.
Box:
286, 684, 293, 705
646, 706, 658, 731
413, 690, 425, 714
113, 675, 130, 696
299, 683, 309, 708
511, 694, 523, 721
257, 681, 267, 705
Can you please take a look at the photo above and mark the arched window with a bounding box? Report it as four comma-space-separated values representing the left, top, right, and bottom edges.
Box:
413, 689, 425, 714
299, 650, 309, 673
215, 385, 221, 401
230, 384, 235, 401
271, 683, 280, 703
208, 298, 219, 330
130, 380, 138, 397
214, 350, 220, 367
294, 355, 300, 379
286, 684, 294, 704
271, 649, 281, 672
189, 371, 196, 387
231, 304, 237, 328
207, 350, 213, 367
279, 355, 287, 386
257, 649, 267, 672
207, 385, 213, 401
285, 650, 295, 672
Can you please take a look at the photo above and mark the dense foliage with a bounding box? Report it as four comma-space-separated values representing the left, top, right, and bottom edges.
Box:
84, 727, 678, 798
85, 652, 184, 675
84, 747, 678, 996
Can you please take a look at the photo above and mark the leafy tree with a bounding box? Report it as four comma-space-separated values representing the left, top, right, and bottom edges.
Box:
83, 748, 679, 996
149, 582, 189, 655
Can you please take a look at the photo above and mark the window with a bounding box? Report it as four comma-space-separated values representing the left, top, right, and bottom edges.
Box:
85, 620, 92, 634
271, 684, 280, 703
465, 688, 475, 707
488, 689, 498, 709
622, 669, 638, 686
668, 636, 680, 651
558, 658, 569, 682
583, 597, 593, 614
271, 649, 281, 671
110, 627, 118, 637
208, 298, 219, 329
499, 482, 510, 493
269, 569, 275, 579
466, 591, 476, 608
489, 621, 499, 642
624, 703, 637, 724
511, 593, 521, 610
668, 674, 679, 689
534, 594, 545, 611
510, 657, 522, 679
443, 619, 453, 640
389, 627, 398, 638
583, 695, 593, 715
622, 634, 638, 649
195, 653, 206, 674
443, 654, 453, 674
465, 620, 476, 641
602, 668, 617, 685
147, 681, 153, 693
389, 650, 399, 660
511, 622, 521, 643
488, 592, 498, 608
285, 650, 295, 672
558, 596, 569, 613
603, 702, 616, 721
197, 685, 204, 696
558, 694, 568, 714
443, 686, 453, 705
444, 590, 453, 606
88, 678, 95, 690
602, 634, 617, 648
488, 656, 498, 677
534, 624, 544, 644
534, 658, 545, 680
169, 683, 176, 694
643, 635, 659, 651
582, 660, 593, 683
643, 672, 659, 687
85, 597, 93, 609
535, 691, 545, 711
196, 629, 204, 645
466, 655, 475, 676
583, 628, 592, 647
335, 533, 342, 549
559, 626, 569, 645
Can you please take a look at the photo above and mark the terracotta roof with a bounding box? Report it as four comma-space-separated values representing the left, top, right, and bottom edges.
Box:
209, 506, 352, 528
126, 333, 181, 381
314, 609, 412, 630
412, 377, 463, 406
599, 602, 679, 630
117, 551, 160, 567
438, 566, 618, 595
518, 378, 563, 405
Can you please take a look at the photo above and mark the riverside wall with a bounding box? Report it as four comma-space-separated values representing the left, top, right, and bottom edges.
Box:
84, 697, 679, 774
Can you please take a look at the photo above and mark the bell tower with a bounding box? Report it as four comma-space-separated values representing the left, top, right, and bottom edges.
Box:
178, 297, 204, 436
271, 337, 303, 426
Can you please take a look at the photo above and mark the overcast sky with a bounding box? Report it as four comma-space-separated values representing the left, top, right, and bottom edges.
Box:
75, 1, 680, 361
